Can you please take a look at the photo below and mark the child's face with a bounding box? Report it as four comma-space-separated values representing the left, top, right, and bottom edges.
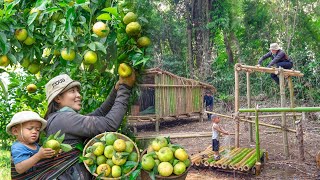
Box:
212, 117, 220, 123
12, 121, 42, 145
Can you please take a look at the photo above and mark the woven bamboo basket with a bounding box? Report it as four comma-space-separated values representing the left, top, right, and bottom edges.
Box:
83, 132, 140, 179
140, 149, 191, 180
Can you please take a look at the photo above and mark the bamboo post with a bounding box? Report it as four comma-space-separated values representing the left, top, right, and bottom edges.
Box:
239, 107, 320, 112
296, 112, 305, 161
246, 71, 253, 142
234, 65, 240, 148
255, 105, 261, 163
155, 74, 160, 132
279, 67, 289, 158
288, 76, 297, 125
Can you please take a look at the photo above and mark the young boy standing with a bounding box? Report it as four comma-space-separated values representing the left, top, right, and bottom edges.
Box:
6, 111, 56, 174
211, 115, 229, 160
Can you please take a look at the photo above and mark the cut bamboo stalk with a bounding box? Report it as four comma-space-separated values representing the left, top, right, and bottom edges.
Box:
194, 161, 201, 166
255, 106, 261, 163
203, 161, 210, 167
242, 151, 264, 171
234, 65, 240, 148
235, 149, 256, 170
215, 148, 242, 168
246, 71, 253, 142
228, 148, 253, 169
222, 148, 250, 169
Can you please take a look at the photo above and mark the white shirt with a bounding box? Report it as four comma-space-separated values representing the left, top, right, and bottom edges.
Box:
212, 123, 220, 140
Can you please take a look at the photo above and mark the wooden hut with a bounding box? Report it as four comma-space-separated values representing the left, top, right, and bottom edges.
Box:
128, 68, 215, 132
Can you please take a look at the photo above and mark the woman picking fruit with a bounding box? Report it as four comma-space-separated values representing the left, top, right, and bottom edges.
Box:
43, 70, 135, 179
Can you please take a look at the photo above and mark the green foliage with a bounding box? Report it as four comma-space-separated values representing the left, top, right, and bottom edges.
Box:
0, 0, 153, 149
0, 149, 10, 180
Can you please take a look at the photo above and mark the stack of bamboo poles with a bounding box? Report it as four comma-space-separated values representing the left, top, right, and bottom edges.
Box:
191, 146, 265, 173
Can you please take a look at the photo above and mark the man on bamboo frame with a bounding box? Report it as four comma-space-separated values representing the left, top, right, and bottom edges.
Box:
257, 43, 293, 84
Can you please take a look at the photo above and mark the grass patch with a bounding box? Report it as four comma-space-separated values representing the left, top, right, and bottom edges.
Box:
0, 149, 11, 180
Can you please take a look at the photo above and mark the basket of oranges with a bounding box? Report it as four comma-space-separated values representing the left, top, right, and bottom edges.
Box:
82, 132, 140, 179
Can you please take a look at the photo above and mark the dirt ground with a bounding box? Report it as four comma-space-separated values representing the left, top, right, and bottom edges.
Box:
132, 102, 320, 180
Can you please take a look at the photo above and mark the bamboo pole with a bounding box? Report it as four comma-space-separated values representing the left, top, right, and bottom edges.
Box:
246, 71, 253, 142
222, 148, 250, 169
239, 107, 320, 113
297, 113, 305, 161
155, 74, 160, 132
235, 63, 303, 77
214, 148, 241, 168
255, 106, 261, 163
228, 148, 253, 169
279, 68, 289, 158
288, 76, 297, 125
205, 111, 296, 133
247, 113, 301, 118
235, 149, 256, 170
242, 151, 264, 171
234, 65, 240, 148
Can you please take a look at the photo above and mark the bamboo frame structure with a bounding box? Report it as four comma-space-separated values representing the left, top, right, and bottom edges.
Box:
127, 68, 215, 132
240, 106, 320, 161
234, 63, 305, 160
205, 111, 296, 133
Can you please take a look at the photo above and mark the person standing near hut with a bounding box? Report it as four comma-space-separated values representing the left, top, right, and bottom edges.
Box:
204, 91, 214, 120
257, 43, 293, 84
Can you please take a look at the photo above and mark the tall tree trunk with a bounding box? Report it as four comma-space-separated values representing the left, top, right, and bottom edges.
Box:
223, 30, 234, 64
185, 0, 194, 78
201, 0, 211, 82
231, 31, 241, 63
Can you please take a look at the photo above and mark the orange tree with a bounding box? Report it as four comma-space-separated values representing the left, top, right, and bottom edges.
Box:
0, 0, 152, 148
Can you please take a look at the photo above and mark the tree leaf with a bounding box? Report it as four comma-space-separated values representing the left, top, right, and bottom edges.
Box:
66, 7, 76, 35
60, 143, 73, 152
7, 54, 16, 64
75, 143, 84, 152
54, 130, 61, 139
89, 164, 97, 174
0, 78, 8, 100
56, 133, 65, 143
129, 169, 141, 180
28, 13, 38, 26
0, 32, 8, 54
46, 7, 61, 12
46, 134, 55, 141
101, 7, 117, 17
96, 13, 111, 21
88, 42, 96, 51
94, 42, 107, 54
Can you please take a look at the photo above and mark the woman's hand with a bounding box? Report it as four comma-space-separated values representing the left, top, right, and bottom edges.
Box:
116, 70, 136, 90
